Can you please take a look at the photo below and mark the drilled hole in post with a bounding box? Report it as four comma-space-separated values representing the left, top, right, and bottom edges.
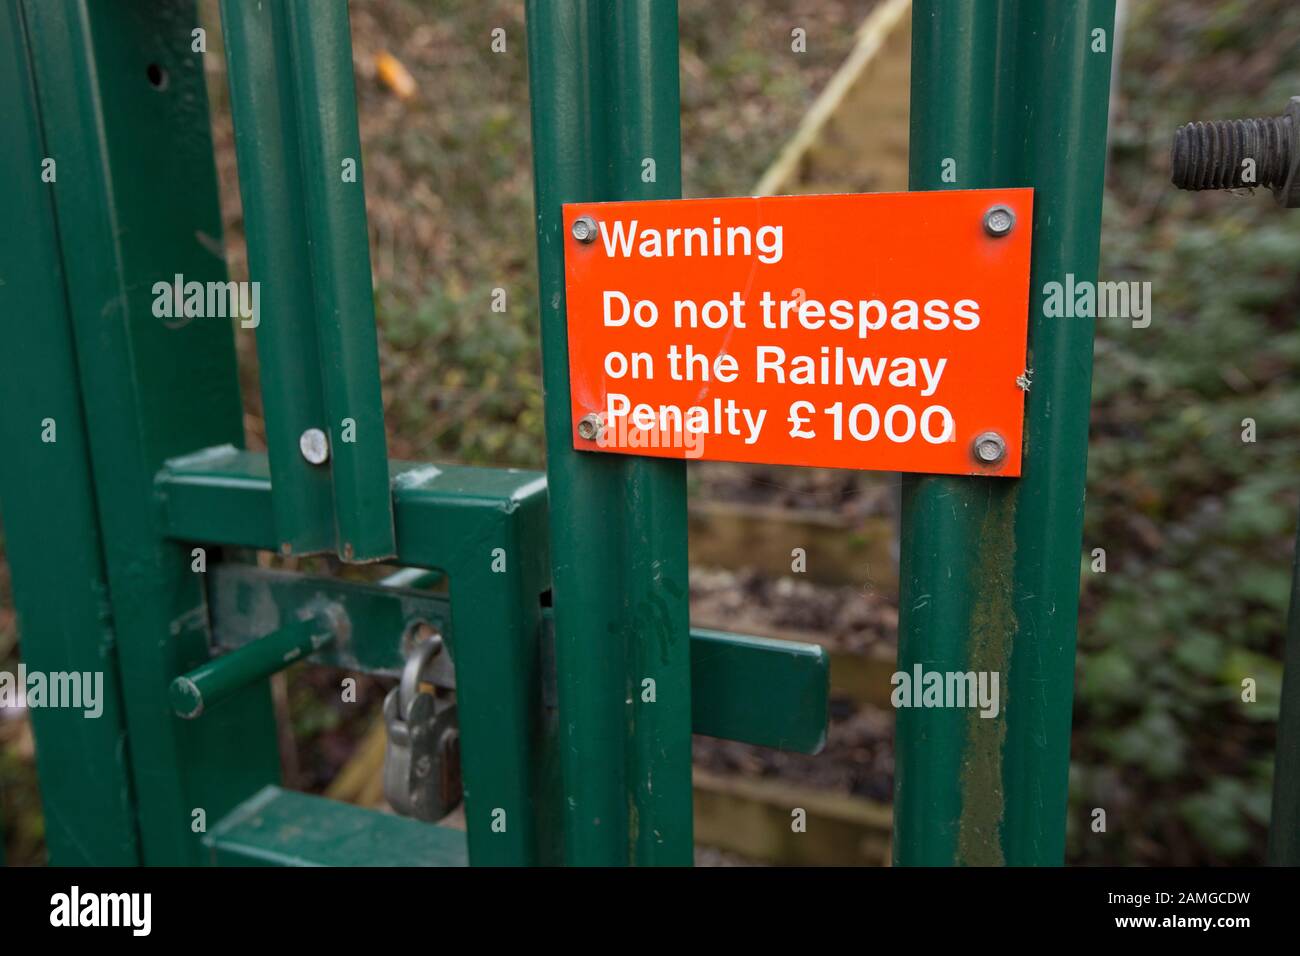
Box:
146, 63, 168, 90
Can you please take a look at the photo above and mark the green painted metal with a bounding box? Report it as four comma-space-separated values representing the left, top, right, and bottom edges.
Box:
171, 609, 337, 719
1269, 519, 1300, 864
395, 465, 552, 864
154, 446, 277, 549
3, 0, 1131, 871
155, 447, 550, 571
895, 0, 1116, 866
200, 561, 829, 752
159, 447, 553, 864
690, 630, 829, 755
218, 0, 394, 563
18, 0, 282, 866
286, 0, 395, 563
219, 0, 335, 558
206, 786, 468, 866
210, 564, 453, 679
0, 0, 139, 865
526, 0, 694, 867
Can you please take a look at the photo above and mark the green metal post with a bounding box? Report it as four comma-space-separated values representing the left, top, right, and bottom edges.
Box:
895, 0, 1115, 866
526, 0, 694, 865
1268, 522, 1300, 864
286, 0, 395, 563
220, 0, 395, 563
442, 497, 554, 865
19, 0, 282, 865
0, 0, 139, 865
220, 0, 336, 558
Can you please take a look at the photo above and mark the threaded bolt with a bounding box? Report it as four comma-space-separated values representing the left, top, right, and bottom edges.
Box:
1171, 117, 1290, 189
1170, 97, 1300, 207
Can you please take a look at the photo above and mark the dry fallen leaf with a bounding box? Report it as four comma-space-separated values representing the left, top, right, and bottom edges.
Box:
375, 51, 417, 101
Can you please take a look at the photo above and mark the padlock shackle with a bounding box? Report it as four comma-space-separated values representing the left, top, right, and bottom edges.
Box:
397, 633, 444, 716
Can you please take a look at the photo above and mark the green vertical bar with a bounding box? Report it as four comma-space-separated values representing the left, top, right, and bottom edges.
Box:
1269, 521, 1300, 864
385, 467, 558, 865
896, 0, 1115, 866
449, 507, 549, 865
20, 0, 282, 865
526, 0, 694, 865
285, 0, 395, 563
893, 3, 1008, 867
0, 0, 139, 865
219, 0, 335, 558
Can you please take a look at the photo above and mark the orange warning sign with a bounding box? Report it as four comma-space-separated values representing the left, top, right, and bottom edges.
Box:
562, 188, 1033, 477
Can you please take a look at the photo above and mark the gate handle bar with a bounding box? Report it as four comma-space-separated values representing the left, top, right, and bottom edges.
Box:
170, 603, 345, 719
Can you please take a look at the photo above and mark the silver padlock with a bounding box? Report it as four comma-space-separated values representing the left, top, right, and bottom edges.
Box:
383, 634, 461, 821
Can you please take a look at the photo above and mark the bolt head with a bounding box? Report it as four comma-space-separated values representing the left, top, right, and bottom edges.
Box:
972, 431, 1008, 465
571, 215, 598, 244
576, 413, 603, 441
299, 427, 330, 465
983, 204, 1016, 237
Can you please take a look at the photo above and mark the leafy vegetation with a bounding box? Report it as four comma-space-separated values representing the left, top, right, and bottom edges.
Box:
1069, 0, 1300, 863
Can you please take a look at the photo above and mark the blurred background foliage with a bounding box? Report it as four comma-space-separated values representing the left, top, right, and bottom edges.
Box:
1071, 0, 1300, 862
4, 0, 1300, 865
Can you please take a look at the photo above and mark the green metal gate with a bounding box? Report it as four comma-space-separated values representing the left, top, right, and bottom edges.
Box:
0, 0, 1129, 866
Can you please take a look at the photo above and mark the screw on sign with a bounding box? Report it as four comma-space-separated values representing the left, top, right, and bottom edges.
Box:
972, 431, 1008, 466
572, 215, 599, 244
560, 189, 1035, 477
982, 204, 1016, 237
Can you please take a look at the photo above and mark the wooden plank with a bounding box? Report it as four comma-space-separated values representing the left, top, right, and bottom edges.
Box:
689, 500, 896, 591
753, 0, 912, 197
693, 769, 892, 866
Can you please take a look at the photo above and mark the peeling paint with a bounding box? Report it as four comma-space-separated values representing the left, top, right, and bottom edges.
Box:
167, 603, 207, 638
391, 464, 443, 489
162, 442, 241, 470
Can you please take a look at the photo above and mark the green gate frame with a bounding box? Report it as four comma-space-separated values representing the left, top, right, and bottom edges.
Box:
0, 0, 1135, 868
0, 0, 827, 867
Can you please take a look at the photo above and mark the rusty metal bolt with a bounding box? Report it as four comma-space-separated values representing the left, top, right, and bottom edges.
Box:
1170, 96, 1300, 207
576, 413, 603, 441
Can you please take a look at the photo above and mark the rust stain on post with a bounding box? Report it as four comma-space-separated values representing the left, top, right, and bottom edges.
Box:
957, 488, 1016, 866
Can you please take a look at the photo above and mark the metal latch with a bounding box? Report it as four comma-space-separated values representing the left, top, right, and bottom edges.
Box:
382, 634, 461, 821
